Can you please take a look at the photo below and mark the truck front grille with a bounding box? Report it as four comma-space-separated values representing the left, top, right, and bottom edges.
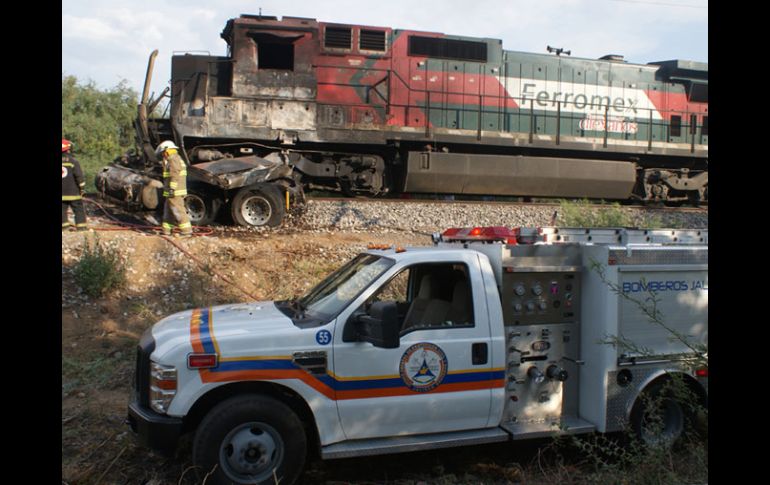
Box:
135, 328, 156, 406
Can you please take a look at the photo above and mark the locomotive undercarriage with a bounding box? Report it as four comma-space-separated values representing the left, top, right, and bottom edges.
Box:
185, 141, 389, 197
181, 137, 707, 205
639, 167, 708, 205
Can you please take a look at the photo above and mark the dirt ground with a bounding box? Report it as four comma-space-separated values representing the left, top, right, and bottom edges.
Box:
61, 205, 707, 485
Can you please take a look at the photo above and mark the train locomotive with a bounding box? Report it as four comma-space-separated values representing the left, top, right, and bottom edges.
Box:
98, 14, 708, 227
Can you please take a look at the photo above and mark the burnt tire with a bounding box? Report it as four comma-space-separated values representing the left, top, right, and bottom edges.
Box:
630, 380, 687, 448
192, 394, 306, 485
231, 184, 285, 228
184, 190, 219, 226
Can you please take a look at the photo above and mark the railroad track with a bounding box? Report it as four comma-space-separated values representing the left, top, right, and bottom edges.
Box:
82, 194, 707, 237
307, 196, 708, 213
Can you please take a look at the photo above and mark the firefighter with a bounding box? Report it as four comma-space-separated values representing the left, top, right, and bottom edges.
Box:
156, 140, 192, 237
61, 139, 88, 231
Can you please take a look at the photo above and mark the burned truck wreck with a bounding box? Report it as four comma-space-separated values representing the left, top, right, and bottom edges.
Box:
97, 149, 300, 227
96, 49, 307, 228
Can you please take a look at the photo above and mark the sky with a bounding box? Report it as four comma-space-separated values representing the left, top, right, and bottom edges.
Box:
62, 0, 707, 101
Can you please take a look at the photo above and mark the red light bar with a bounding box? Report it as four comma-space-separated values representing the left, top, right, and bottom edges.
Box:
188, 353, 218, 369
695, 368, 708, 378
441, 226, 518, 244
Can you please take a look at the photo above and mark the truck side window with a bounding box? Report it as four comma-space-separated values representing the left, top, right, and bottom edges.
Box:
371, 268, 409, 303
365, 263, 474, 333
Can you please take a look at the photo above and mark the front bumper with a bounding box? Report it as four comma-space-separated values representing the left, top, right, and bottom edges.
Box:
127, 400, 184, 453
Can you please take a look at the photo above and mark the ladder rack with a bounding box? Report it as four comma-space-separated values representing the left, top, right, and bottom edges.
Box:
437, 226, 708, 246
535, 227, 708, 245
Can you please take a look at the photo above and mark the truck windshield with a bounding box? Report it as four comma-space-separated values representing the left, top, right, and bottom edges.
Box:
297, 253, 393, 319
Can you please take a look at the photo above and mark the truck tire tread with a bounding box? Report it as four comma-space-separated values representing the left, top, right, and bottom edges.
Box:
192, 394, 306, 485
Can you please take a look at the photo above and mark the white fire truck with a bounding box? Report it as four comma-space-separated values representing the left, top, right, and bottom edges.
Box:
127, 226, 708, 485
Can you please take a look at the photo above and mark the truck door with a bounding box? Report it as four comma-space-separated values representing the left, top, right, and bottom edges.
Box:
332, 253, 497, 440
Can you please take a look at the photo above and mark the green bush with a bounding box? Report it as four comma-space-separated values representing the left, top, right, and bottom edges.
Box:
558, 199, 632, 227
562, 431, 707, 485
61, 74, 139, 191
73, 235, 126, 297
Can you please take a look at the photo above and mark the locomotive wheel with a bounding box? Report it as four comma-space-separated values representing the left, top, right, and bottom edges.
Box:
687, 191, 701, 207
340, 180, 356, 198
192, 394, 306, 485
231, 184, 285, 228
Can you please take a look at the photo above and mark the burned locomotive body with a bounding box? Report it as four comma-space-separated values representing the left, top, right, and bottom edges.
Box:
110, 14, 707, 227
180, 15, 707, 200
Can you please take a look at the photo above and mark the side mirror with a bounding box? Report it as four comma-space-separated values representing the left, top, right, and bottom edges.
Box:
353, 301, 400, 349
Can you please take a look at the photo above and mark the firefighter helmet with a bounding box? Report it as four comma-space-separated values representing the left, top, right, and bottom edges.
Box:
62, 139, 72, 152
155, 140, 179, 157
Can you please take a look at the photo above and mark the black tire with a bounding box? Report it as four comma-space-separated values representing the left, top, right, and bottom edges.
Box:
630, 380, 687, 448
193, 394, 307, 485
231, 184, 285, 228
185, 190, 219, 226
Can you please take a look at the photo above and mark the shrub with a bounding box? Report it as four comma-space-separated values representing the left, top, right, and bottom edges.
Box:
558, 199, 633, 227
61, 75, 139, 191
73, 235, 126, 297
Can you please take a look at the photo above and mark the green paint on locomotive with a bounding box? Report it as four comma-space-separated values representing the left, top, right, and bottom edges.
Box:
402, 33, 707, 145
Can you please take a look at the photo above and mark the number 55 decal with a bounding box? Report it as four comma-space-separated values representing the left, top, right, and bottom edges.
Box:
316, 329, 332, 346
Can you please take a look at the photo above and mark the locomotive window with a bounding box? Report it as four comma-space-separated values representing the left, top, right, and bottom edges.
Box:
325, 27, 352, 49
257, 42, 294, 70
702, 116, 708, 136
670, 115, 682, 137
249, 33, 297, 70
688, 82, 708, 103
408, 35, 487, 63
360, 29, 386, 52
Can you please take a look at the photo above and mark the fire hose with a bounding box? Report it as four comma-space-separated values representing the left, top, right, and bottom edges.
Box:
80, 197, 261, 301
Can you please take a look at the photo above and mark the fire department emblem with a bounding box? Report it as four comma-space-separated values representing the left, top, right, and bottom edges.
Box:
62, 166, 68, 178
399, 343, 448, 392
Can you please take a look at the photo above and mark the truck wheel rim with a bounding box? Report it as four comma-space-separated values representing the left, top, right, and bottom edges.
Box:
640, 399, 684, 446
220, 421, 284, 482
240, 195, 271, 226
185, 194, 206, 222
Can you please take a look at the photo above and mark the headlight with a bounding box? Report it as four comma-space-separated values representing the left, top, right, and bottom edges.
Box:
150, 362, 177, 414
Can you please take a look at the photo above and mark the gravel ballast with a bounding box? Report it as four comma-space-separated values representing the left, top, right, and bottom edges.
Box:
290, 200, 708, 232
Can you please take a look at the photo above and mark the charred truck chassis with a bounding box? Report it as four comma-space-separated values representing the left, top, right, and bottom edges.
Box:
97, 149, 304, 227
99, 15, 708, 227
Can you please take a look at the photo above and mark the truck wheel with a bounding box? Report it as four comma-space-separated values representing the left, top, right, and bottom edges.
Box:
193, 394, 306, 485
630, 380, 686, 447
231, 184, 285, 228
185, 191, 218, 226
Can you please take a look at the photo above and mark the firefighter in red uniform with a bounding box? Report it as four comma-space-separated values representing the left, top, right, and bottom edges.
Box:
61, 139, 88, 231
156, 141, 192, 237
